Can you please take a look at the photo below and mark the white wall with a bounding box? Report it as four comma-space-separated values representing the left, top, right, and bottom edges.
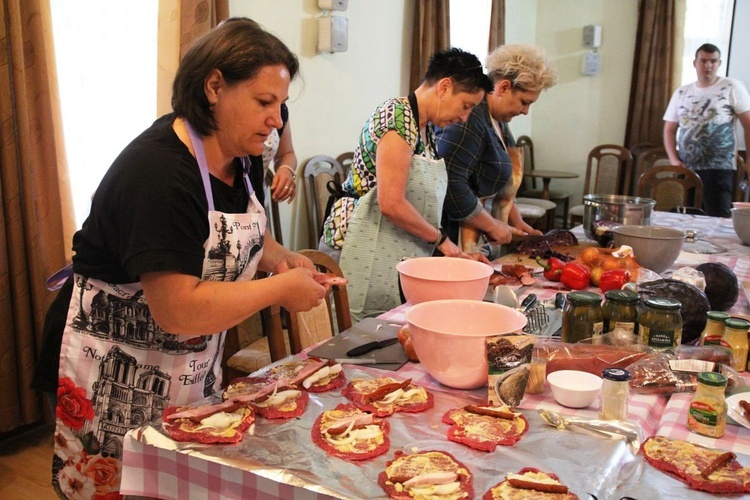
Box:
230, 0, 412, 248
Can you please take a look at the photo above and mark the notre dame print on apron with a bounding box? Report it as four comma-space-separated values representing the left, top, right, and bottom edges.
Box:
340, 151, 446, 322
51, 122, 265, 499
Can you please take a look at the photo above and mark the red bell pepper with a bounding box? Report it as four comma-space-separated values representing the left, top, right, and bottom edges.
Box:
560, 262, 591, 290
536, 256, 565, 282
599, 269, 631, 293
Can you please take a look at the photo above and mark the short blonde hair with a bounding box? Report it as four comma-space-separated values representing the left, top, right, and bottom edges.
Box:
486, 44, 557, 93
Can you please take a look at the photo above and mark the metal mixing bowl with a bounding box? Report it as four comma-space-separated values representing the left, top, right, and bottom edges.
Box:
583, 194, 656, 244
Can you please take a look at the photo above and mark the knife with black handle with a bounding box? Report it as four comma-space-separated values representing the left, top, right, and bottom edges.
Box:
346, 337, 400, 357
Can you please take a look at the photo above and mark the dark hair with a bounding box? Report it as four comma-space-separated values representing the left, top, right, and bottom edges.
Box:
695, 43, 721, 58
423, 48, 493, 94
172, 18, 299, 136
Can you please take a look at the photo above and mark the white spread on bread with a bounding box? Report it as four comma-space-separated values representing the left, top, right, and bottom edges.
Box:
323, 412, 383, 452
253, 389, 301, 408
192, 409, 245, 432
379, 387, 425, 405
506, 471, 561, 486
302, 364, 342, 389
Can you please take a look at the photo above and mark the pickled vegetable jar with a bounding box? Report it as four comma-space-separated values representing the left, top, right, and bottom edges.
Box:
687, 371, 727, 438
602, 290, 639, 339
638, 297, 682, 348
562, 291, 603, 344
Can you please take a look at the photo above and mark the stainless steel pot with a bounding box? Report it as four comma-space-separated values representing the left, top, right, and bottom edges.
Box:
582, 194, 656, 241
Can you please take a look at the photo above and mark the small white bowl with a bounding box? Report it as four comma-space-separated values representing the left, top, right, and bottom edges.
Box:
546, 370, 603, 408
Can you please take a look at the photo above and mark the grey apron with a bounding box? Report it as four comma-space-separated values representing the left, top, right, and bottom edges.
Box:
339, 152, 447, 321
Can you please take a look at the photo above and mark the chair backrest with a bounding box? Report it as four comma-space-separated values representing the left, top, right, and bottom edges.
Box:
263, 168, 283, 245
288, 249, 352, 354
631, 147, 669, 196
637, 164, 704, 211
583, 144, 633, 197
516, 135, 536, 191
303, 155, 345, 248
336, 151, 354, 179
735, 151, 748, 202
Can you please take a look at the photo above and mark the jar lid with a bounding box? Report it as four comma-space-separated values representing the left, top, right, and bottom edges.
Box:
707, 311, 730, 321
604, 290, 639, 303
567, 291, 602, 305
697, 371, 727, 387
644, 297, 682, 310
724, 318, 750, 330
602, 368, 631, 381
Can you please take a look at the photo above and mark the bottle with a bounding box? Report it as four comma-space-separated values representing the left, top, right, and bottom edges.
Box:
699, 311, 730, 346
602, 290, 639, 340
687, 372, 727, 438
721, 318, 750, 372
599, 368, 631, 420
562, 291, 603, 344
638, 297, 683, 348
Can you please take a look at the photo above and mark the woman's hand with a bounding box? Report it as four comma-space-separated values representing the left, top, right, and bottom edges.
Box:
486, 221, 525, 245
270, 167, 296, 203
514, 219, 542, 236
272, 250, 315, 274
437, 237, 464, 258
274, 268, 327, 312
466, 252, 491, 264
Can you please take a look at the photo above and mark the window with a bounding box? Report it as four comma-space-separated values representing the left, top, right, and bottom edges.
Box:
680, 0, 734, 85
51, 2, 159, 227
449, 0, 492, 67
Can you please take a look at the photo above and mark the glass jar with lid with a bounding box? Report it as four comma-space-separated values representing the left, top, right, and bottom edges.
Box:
638, 297, 683, 348
699, 311, 730, 346
687, 371, 727, 438
599, 368, 631, 420
602, 290, 639, 340
721, 318, 750, 372
562, 291, 603, 344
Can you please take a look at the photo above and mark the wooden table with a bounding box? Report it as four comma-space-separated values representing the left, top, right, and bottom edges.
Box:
525, 169, 579, 200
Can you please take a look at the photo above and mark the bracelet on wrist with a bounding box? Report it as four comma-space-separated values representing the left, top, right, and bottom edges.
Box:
276, 164, 296, 180
429, 228, 448, 248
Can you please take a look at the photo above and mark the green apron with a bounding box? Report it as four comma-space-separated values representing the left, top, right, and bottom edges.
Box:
339, 153, 447, 321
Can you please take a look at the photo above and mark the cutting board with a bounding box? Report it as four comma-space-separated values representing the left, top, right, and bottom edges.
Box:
307, 318, 408, 371
491, 242, 599, 269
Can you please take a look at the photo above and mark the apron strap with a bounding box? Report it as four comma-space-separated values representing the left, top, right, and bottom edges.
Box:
184, 120, 216, 212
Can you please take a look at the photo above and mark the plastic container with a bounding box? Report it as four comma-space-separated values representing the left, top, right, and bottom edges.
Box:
638, 297, 683, 348
698, 311, 729, 346
562, 291, 603, 344
687, 372, 727, 438
599, 368, 631, 420
721, 318, 750, 372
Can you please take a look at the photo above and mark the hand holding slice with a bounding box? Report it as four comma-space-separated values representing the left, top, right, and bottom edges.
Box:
641, 436, 750, 494
482, 467, 578, 499
378, 450, 473, 500
162, 403, 254, 444
342, 377, 434, 417
311, 403, 390, 461
442, 404, 529, 451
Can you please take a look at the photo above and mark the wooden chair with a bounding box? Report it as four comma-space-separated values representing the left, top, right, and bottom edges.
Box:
516, 135, 571, 228
303, 155, 345, 249
336, 151, 354, 179
223, 250, 352, 377
569, 145, 633, 226
637, 164, 704, 212
632, 147, 669, 197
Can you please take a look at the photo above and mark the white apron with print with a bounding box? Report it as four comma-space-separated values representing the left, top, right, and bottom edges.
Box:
339, 153, 447, 321
51, 122, 266, 499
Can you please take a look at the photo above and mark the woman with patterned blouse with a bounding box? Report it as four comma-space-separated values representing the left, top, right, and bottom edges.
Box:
319, 48, 493, 321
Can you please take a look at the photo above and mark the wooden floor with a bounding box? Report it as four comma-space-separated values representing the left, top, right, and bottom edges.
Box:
0, 424, 57, 500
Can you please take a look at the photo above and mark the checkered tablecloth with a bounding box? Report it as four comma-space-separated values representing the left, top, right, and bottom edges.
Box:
120, 213, 750, 498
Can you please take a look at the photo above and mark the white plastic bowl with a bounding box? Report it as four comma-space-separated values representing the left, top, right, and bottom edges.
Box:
732, 207, 750, 245
546, 370, 603, 408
